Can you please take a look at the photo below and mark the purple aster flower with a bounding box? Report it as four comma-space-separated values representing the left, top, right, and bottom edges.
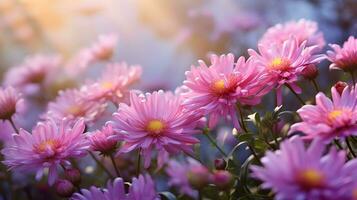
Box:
327, 36, 357, 72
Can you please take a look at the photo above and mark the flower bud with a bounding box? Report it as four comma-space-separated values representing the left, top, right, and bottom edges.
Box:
55, 179, 75, 198
214, 158, 227, 170
212, 170, 234, 190
301, 64, 318, 80
187, 166, 210, 189
65, 168, 81, 186
334, 81, 348, 95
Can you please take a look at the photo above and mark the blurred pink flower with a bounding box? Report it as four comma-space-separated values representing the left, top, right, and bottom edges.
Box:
182, 54, 270, 128
2, 119, 89, 185
248, 37, 325, 104
71, 174, 160, 200
81, 62, 142, 104
259, 19, 325, 49
4, 54, 61, 94
251, 136, 357, 199
43, 89, 106, 125
327, 36, 357, 71
87, 33, 118, 61
289, 84, 357, 142
87, 124, 118, 155
0, 86, 24, 121
109, 91, 200, 168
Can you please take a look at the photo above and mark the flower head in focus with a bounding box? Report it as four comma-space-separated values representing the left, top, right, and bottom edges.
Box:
71, 174, 160, 200
87, 124, 118, 155
43, 89, 106, 125
4, 54, 60, 94
259, 19, 325, 49
251, 136, 357, 200
1, 119, 89, 185
182, 53, 270, 128
81, 62, 142, 104
327, 36, 357, 72
289, 84, 357, 142
109, 90, 200, 168
248, 37, 325, 104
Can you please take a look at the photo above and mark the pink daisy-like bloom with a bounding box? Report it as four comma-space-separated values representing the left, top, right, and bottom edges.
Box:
87, 33, 118, 61
248, 37, 325, 104
289, 84, 357, 142
259, 19, 325, 49
109, 90, 201, 168
4, 54, 60, 93
251, 136, 357, 200
87, 124, 118, 155
43, 89, 106, 125
1, 118, 89, 185
81, 62, 142, 104
182, 53, 270, 128
327, 36, 357, 72
71, 174, 160, 200
0, 86, 24, 121
166, 158, 208, 198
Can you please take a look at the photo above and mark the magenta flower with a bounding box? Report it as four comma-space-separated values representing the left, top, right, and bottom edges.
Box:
87, 124, 118, 155
182, 53, 270, 128
289, 84, 357, 142
248, 37, 325, 104
81, 62, 142, 104
0, 86, 24, 121
251, 137, 357, 200
43, 89, 106, 125
4, 54, 60, 93
166, 158, 203, 198
109, 90, 200, 168
2, 119, 89, 185
259, 19, 325, 49
71, 174, 160, 200
327, 36, 357, 71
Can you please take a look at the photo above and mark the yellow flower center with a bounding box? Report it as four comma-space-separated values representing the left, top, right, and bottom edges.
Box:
296, 169, 325, 189
34, 139, 59, 153
211, 79, 227, 94
146, 119, 165, 134
67, 106, 83, 116
328, 109, 343, 121
269, 57, 291, 71
101, 81, 114, 90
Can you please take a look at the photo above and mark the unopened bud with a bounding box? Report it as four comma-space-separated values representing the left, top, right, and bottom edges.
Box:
214, 158, 227, 170
55, 179, 75, 198
301, 64, 318, 80
334, 81, 348, 95
212, 170, 234, 190
187, 166, 210, 189
65, 168, 81, 186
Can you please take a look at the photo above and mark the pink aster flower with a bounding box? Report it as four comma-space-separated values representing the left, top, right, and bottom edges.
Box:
1, 118, 89, 185
259, 19, 325, 49
182, 53, 271, 128
166, 158, 208, 198
71, 174, 160, 200
43, 89, 106, 125
87, 124, 118, 155
248, 37, 325, 104
251, 136, 357, 200
81, 62, 142, 104
4, 54, 60, 94
109, 90, 201, 168
327, 36, 357, 72
289, 84, 357, 142
87, 33, 118, 61
0, 86, 24, 121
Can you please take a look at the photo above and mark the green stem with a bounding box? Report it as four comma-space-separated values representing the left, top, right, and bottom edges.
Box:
236, 104, 248, 133
350, 71, 356, 85
109, 154, 121, 177
88, 151, 114, 178
285, 84, 306, 105
312, 79, 320, 93
136, 150, 141, 177
247, 145, 261, 164
334, 140, 352, 160
346, 138, 356, 158
8, 118, 19, 134
203, 129, 228, 158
